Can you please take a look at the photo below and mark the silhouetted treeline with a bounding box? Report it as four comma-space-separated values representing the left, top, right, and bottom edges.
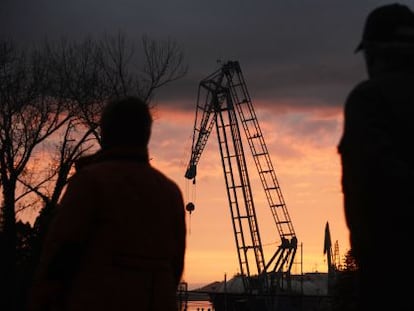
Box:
0, 33, 187, 311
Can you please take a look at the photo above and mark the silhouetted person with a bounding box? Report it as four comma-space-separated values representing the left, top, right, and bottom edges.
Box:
338, 3, 414, 311
27, 96, 186, 311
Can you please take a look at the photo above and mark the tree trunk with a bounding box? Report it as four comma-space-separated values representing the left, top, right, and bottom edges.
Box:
1, 178, 17, 310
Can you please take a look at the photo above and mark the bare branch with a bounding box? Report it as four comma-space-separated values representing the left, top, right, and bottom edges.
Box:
141, 35, 188, 102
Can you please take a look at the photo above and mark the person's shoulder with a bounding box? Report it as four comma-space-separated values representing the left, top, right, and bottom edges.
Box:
349, 78, 376, 95
347, 73, 413, 103
67, 156, 107, 184
66, 166, 96, 186
151, 166, 181, 189
75, 153, 97, 171
346, 78, 384, 105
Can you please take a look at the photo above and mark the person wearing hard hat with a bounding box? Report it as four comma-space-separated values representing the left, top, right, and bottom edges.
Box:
338, 3, 414, 311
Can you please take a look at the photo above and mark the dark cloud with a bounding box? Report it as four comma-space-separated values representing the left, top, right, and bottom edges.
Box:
3, 0, 412, 110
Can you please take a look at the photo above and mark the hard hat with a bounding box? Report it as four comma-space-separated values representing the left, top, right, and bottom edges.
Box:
355, 3, 414, 53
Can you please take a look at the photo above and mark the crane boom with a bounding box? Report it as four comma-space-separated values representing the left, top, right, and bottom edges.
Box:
185, 61, 297, 293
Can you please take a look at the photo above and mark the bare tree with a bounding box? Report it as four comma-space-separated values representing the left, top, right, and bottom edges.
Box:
0, 33, 188, 309
50, 32, 189, 144
33, 32, 189, 208
140, 34, 188, 102
14, 33, 189, 234
0, 38, 71, 310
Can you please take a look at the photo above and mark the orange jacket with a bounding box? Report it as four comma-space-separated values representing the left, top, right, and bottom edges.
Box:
28, 147, 186, 311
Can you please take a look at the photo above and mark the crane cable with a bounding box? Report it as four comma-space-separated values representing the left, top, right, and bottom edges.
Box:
181, 132, 196, 235
184, 178, 196, 235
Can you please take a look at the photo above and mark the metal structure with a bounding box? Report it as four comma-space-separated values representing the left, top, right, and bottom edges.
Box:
324, 222, 335, 275
185, 61, 297, 293
324, 221, 341, 274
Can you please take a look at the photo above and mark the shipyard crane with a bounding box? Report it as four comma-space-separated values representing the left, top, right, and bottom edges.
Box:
184, 61, 297, 294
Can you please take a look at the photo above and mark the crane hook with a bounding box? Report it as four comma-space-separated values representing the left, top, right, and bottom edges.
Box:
185, 202, 195, 214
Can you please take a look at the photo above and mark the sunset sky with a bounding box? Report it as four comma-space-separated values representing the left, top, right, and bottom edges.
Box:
4, 0, 412, 289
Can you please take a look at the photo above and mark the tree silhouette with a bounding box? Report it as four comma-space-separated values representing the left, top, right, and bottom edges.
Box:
0, 33, 188, 311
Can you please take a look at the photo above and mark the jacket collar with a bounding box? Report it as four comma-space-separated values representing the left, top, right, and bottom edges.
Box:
75, 146, 149, 171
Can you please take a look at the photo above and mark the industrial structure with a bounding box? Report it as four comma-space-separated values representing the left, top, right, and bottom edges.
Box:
184, 60, 298, 296
324, 221, 341, 276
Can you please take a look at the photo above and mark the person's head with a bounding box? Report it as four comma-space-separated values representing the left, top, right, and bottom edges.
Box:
356, 3, 414, 77
100, 96, 152, 150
